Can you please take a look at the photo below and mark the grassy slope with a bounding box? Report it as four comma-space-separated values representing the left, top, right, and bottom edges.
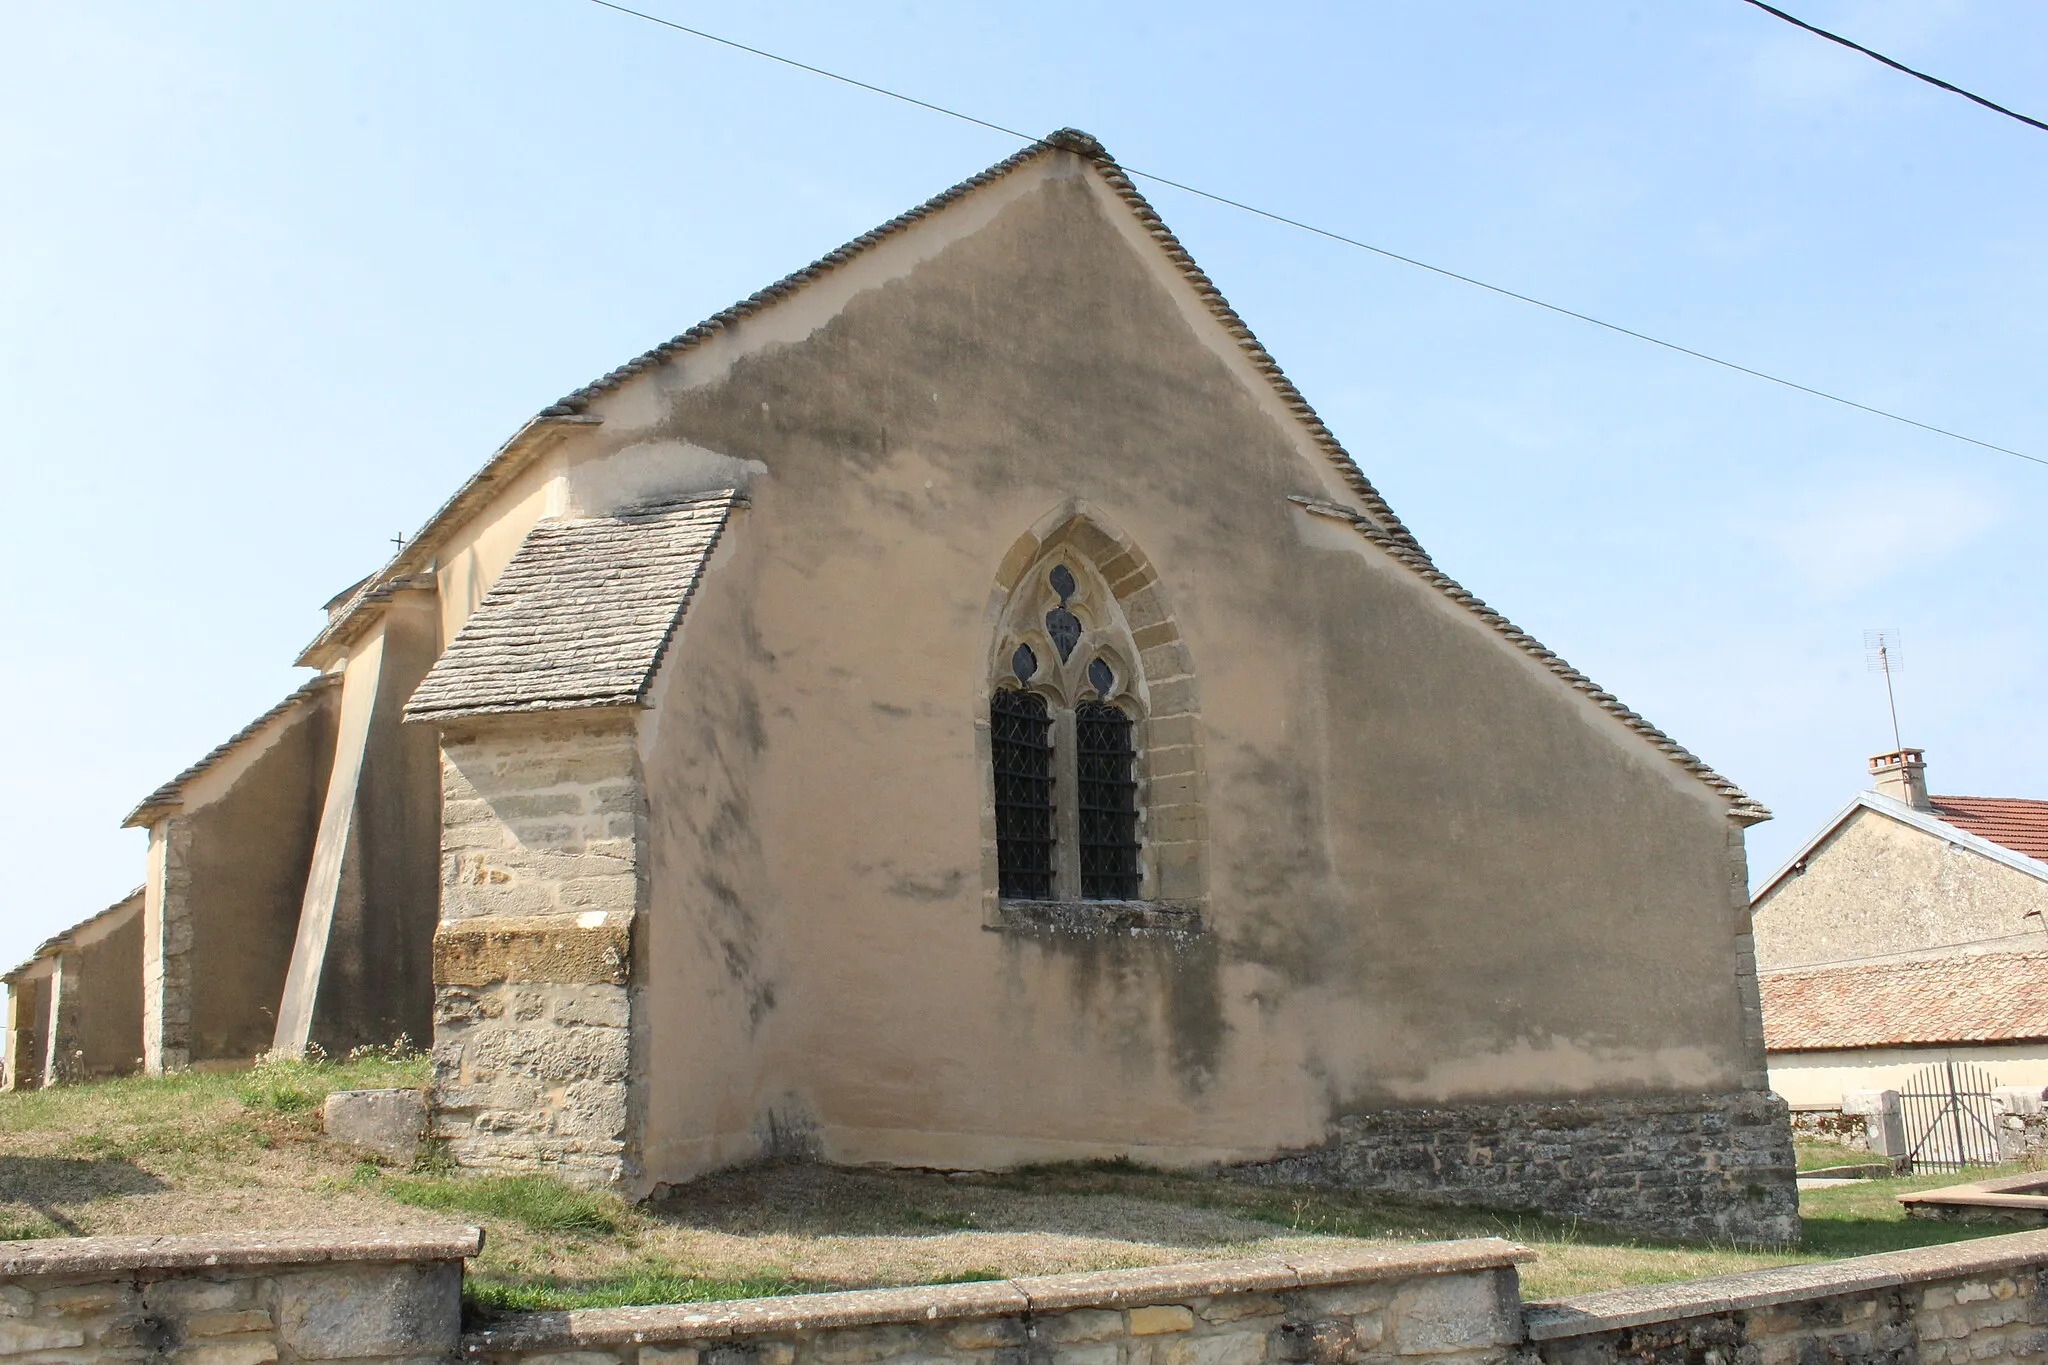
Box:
0, 1068, 2020, 1309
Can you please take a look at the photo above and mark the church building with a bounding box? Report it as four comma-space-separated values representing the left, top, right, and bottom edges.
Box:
9, 130, 1798, 1245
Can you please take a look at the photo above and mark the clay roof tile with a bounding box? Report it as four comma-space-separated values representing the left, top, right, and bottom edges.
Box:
1761, 950, 2048, 1051
1927, 796, 2048, 863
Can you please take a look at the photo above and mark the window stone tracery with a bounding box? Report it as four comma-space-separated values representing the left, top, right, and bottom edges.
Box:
979, 512, 1206, 934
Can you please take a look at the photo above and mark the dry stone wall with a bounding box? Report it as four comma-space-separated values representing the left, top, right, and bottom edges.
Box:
0, 1227, 477, 1364
1231, 1091, 1800, 1246
429, 715, 646, 1185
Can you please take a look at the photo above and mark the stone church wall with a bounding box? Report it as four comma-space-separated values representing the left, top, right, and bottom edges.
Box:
275, 593, 444, 1059
2, 971, 48, 1091
143, 680, 339, 1071
579, 147, 1784, 1231
42, 896, 144, 1083
429, 715, 645, 1183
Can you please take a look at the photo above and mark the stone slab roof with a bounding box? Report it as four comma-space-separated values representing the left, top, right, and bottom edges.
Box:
5, 888, 144, 983
405, 491, 739, 724
300, 129, 1763, 822
123, 675, 340, 829
1929, 796, 2048, 863
1760, 950, 2048, 1051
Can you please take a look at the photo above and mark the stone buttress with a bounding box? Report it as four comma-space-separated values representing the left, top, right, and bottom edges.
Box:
402, 492, 738, 1183
427, 717, 645, 1183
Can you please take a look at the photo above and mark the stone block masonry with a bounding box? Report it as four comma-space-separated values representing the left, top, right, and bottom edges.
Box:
1523, 1228, 2048, 1364
16, 1225, 2048, 1363
0, 1225, 478, 1363
1230, 1090, 1801, 1247
461, 1240, 1531, 1364
430, 715, 647, 1186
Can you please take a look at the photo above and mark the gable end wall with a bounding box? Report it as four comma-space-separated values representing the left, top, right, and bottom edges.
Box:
1753, 806, 2048, 970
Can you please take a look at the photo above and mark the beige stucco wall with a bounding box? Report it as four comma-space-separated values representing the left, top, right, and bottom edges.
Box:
146, 683, 341, 1067
434, 450, 567, 651
4, 968, 51, 1090
564, 149, 1766, 1182
1770, 1043, 2048, 1108
1752, 806, 2048, 970
64, 897, 144, 1079
277, 597, 442, 1056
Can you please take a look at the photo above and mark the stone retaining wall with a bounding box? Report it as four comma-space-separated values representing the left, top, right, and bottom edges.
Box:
0, 1226, 478, 1363
17, 1222, 2048, 1364
460, 1241, 1530, 1365
1523, 1229, 2048, 1364
1230, 1091, 1800, 1246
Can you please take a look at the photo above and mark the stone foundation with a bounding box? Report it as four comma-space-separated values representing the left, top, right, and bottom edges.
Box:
1230, 1091, 1800, 1246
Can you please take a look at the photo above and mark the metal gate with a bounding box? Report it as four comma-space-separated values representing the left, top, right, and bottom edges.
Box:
1899, 1058, 2003, 1171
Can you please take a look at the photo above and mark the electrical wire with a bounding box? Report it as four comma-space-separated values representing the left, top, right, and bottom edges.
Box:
582, 0, 2042, 470
1736, 0, 2048, 135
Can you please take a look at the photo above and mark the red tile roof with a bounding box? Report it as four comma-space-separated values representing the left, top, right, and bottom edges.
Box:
1762, 951, 2048, 1051
1929, 796, 2048, 863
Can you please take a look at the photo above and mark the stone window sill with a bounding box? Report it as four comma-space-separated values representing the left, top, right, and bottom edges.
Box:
991, 899, 1204, 937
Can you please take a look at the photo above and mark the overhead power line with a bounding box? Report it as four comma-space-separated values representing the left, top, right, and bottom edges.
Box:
1736, 0, 2048, 135
582, 0, 2042, 470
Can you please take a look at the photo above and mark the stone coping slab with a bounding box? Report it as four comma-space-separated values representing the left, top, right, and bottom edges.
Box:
462, 1239, 1530, 1354
1898, 1170, 2048, 1211
0, 1226, 485, 1278
1523, 1228, 2048, 1340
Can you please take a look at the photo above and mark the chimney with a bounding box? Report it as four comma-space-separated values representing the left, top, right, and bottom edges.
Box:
1870, 748, 1930, 809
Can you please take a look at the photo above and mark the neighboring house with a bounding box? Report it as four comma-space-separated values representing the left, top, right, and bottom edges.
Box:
2, 130, 1798, 1243
1760, 951, 2048, 1106
1752, 747, 2048, 1108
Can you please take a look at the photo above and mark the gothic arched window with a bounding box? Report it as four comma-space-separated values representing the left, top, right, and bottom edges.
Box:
988, 554, 1159, 903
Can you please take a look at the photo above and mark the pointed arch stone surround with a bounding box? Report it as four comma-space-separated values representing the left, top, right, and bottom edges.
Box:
977, 503, 1207, 934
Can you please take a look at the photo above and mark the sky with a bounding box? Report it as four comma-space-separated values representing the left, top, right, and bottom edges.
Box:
2, 1, 2043, 974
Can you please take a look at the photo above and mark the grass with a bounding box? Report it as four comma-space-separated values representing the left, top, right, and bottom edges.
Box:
467, 1266, 814, 1313
0, 1066, 2036, 1313
366, 1172, 628, 1235
1795, 1136, 1883, 1172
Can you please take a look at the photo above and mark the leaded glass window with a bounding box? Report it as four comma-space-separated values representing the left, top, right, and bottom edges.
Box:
1075, 701, 1140, 899
990, 689, 1055, 899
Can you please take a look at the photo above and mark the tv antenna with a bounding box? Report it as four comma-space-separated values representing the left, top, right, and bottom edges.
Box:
1864, 629, 1904, 750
